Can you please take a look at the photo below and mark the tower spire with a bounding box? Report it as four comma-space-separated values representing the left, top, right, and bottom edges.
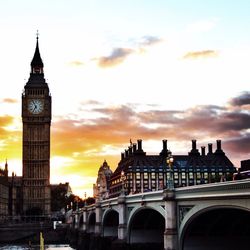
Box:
31, 31, 44, 74
4, 158, 8, 176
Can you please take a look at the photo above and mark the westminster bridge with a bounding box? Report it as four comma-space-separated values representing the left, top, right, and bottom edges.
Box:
70, 179, 250, 250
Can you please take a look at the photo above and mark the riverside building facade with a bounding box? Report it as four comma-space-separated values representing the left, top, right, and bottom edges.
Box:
107, 139, 236, 198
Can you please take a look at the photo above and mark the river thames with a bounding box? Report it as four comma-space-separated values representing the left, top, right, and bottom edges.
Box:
0, 245, 75, 250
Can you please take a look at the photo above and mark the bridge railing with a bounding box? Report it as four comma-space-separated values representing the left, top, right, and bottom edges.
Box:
175, 179, 250, 200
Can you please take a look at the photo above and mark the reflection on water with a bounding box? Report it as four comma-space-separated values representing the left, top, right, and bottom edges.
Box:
0, 245, 75, 250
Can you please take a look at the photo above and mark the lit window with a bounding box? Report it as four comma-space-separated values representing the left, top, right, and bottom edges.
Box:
151, 180, 156, 187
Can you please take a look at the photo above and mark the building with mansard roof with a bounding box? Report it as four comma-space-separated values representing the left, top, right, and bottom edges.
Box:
108, 139, 236, 198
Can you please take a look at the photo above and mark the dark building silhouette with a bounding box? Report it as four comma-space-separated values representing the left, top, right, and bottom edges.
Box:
8, 172, 22, 217
237, 159, 250, 179
0, 160, 9, 220
108, 139, 236, 197
240, 159, 250, 172
21, 35, 52, 216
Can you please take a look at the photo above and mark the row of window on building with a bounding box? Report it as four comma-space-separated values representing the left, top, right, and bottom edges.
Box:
94, 139, 237, 199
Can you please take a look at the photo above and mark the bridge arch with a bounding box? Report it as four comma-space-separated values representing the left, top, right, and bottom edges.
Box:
127, 206, 165, 247
180, 205, 250, 250
102, 208, 119, 237
87, 211, 96, 233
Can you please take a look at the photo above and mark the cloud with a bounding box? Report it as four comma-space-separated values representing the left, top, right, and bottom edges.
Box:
229, 91, 250, 107
2, 92, 250, 197
0, 115, 21, 162
94, 35, 162, 68
69, 61, 84, 66
183, 50, 219, 59
80, 100, 102, 106
0, 115, 15, 138
225, 134, 250, 154
1, 98, 18, 103
138, 35, 162, 46
96, 48, 134, 68
52, 92, 250, 161
0, 115, 13, 126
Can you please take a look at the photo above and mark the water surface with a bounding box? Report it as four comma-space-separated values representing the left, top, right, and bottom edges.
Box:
0, 245, 75, 250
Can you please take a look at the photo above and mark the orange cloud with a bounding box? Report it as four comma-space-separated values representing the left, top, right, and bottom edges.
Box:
69, 60, 84, 66
0, 115, 22, 167
2, 92, 250, 197
1, 98, 18, 103
183, 50, 219, 59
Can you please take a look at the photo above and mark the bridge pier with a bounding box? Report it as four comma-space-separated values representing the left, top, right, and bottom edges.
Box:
74, 213, 79, 229
82, 207, 87, 232
95, 200, 102, 235
164, 189, 178, 250
118, 195, 127, 241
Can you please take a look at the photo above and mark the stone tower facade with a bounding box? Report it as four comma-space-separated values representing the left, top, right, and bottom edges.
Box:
22, 36, 51, 216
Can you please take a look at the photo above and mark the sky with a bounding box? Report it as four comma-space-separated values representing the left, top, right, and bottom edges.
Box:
1, 0, 250, 197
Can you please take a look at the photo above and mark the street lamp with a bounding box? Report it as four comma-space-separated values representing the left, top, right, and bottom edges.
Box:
166, 153, 174, 190
120, 170, 126, 195
84, 192, 87, 207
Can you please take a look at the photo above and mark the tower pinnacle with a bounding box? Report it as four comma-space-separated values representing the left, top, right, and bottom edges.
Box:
31, 32, 44, 74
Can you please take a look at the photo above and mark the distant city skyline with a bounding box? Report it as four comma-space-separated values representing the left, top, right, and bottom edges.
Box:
1, 0, 250, 197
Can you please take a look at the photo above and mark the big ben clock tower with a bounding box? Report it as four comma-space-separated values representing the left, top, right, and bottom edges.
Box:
22, 35, 51, 216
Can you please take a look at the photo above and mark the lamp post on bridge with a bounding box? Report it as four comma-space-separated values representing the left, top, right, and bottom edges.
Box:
166, 153, 174, 190
84, 191, 87, 206
164, 153, 177, 250
120, 170, 126, 196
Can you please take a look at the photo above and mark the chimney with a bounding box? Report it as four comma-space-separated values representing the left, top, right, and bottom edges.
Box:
121, 152, 125, 160
128, 146, 133, 156
137, 139, 142, 151
125, 149, 128, 158
217, 140, 221, 150
215, 139, 225, 155
192, 140, 197, 150
208, 143, 213, 154
188, 139, 200, 156
201, 146, 206, 156
162, 140, 167, 151
132, 143, 137, 153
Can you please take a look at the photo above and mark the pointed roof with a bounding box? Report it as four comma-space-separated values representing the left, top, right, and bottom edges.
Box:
31, 34, 43, 68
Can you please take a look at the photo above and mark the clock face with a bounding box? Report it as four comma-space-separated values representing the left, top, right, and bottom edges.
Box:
28, 99, 44, 114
